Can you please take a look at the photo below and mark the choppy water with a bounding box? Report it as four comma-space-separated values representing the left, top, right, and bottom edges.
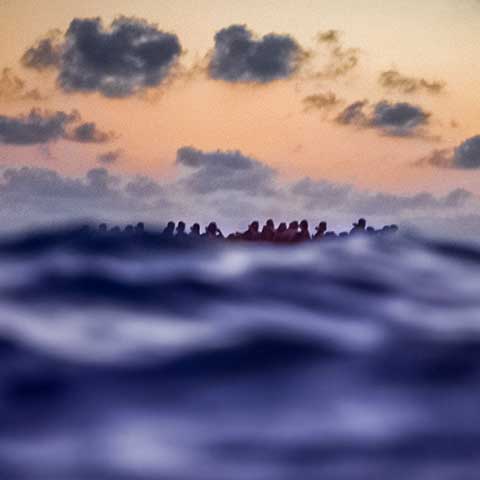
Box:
1, 226, 480, 480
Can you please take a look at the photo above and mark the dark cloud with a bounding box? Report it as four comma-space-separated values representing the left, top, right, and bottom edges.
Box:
315, 30, 359, 79
176, 146, 276, 194
21, 30, 63, 70
66, 122, 114, 143
0, 68, 45, 102
23, 17, 182, 98
336, 100, 430, 137
0, 109, 114, 145
208, 24, 305, 83
0, 109, 77, 145
97, 149, 123, 165
303, 91, 341, 111
418, 135, 480, 169
379, 70, 445, 95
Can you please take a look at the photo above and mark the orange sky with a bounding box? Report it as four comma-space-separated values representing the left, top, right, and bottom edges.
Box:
1, 0, 480, 197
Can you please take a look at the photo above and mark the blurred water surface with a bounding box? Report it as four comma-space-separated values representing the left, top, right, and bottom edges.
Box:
1, 227, 480, 480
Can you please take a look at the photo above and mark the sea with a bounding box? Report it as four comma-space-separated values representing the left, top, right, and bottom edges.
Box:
0, 225, 480, 480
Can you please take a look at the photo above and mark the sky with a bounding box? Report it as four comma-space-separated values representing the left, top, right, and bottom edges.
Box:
0, 0, 479, 235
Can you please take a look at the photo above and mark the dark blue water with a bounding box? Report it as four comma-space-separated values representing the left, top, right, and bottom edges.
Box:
1, 227, 480, 480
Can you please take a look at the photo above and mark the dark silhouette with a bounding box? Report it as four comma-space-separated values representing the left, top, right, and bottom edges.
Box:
242, 221, 260, 241
163, 221, 175, 238
202, 222, 224, 239
190, 223, 200, 237
313, 221, 327, 240
261, 219, 275, 242
284, 221, 299, 243
297, 220, 311, 242
176, 221, 188, 239
88, 217, 398, 245
274, 222, 287, 243
350, 218, 367, 235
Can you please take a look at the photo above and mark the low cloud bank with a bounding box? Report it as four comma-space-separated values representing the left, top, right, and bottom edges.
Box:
0, 146, 476, 236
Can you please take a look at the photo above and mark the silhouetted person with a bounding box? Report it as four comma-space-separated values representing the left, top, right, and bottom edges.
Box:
242, 221, 260, 241
274, 222, 287, 243
261, 219, 275, 242
135, 222, 145, 234
366, 226, 375, 235
98, 223, 108, 233
313, 221, 327, 240
190, 223, 200, 237
176, 221, 188, 240
390, 224, 399, 233
163, 221, 175, 238
124, 225, 134, 234
203, 222, 223, 239
350, 218, 366, 235
284, 221, 299, 243
296, 219, 311, 242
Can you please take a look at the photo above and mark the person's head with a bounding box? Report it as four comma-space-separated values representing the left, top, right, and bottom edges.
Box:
366, 226, 375, 234
355, 218, 366, 229
390, 224, 399, 232
135, 222, 144, 232
176, 221, 186, 233
288, 221, 298, 230
300, 219, 309, 231
124, 225, 134, 233
266, 219, 274, 229
207, 222, 217, 235
249, 221, 259, 232
190, 223, 200, 235
164, 221, 175, 232
316, 221, 327, 233
277, 222, 287, 232
98, 223, 107, 232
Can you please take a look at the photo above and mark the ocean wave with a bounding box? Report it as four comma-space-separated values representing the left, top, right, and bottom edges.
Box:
1, 226, 480, 479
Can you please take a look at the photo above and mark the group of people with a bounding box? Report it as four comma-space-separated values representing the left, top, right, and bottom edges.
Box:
93, 218, 399, 243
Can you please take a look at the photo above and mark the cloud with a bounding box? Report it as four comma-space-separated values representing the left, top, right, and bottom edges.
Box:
21, 30, 63, 70
417, 135, 480, 169
336, 100, 431, 137
303, 91, 341, 111
22, 17, 182, 98
125, 176, 163, 197
176, 146, 276, 194
379, 70, 445, 95
0, 109, 114, 145
0, 68, 45, 102
208, 24, 305, 83
0, 146, 477, 235
0, 109, 77, 145
66, 122, 114, 143
97, 149, 123, 165
314, 30, 360, 79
